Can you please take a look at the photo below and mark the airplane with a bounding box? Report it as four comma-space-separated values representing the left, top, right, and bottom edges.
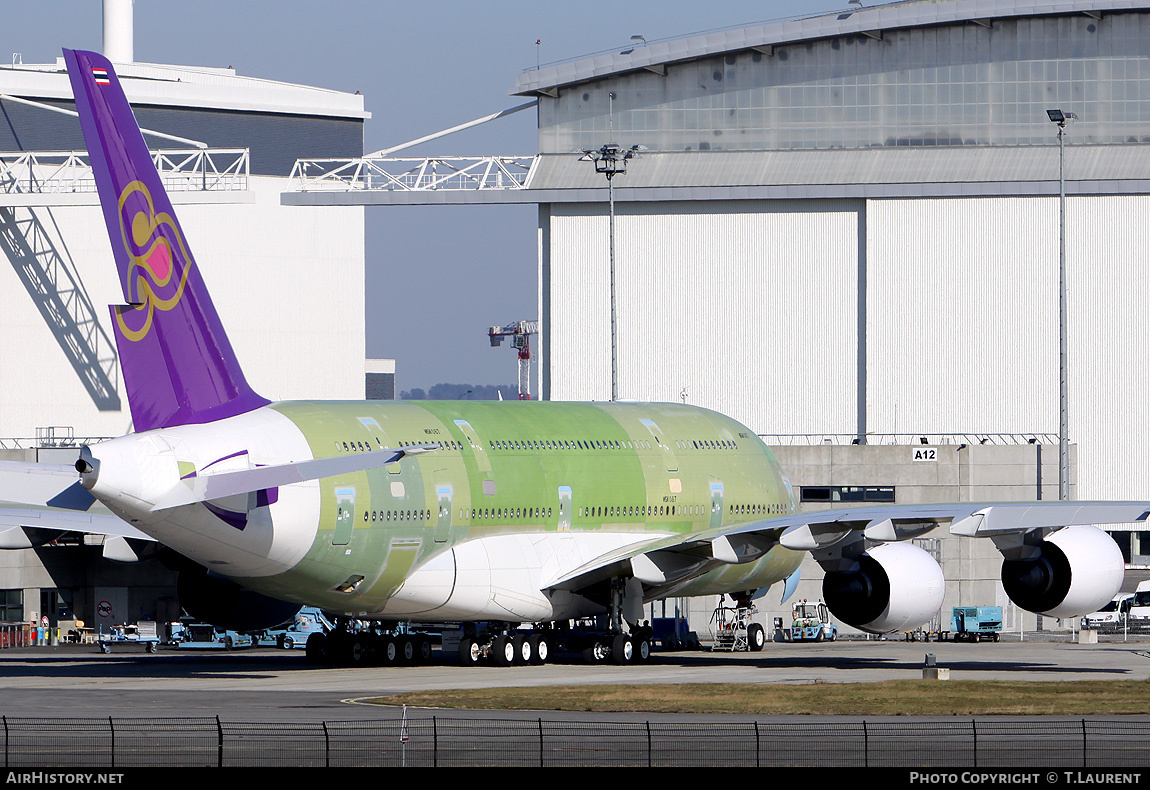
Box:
1, 47, 1147, 667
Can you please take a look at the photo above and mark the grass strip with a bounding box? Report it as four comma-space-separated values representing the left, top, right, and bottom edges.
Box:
365, 680, 1150, 716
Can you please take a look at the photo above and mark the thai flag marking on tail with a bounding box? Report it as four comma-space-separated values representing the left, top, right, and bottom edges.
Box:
92, 67, 110, 85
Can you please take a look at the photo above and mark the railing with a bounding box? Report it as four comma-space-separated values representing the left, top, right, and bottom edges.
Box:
288, 155, 537, 192
0, 625, 33, 649
761, 433, 1059, 446
1, 716, 1147, 767
0, 149, 249, 195
0, 434, 111, 450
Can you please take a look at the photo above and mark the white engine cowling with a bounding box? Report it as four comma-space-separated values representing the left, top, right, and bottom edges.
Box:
1000, 525, 1124, 618
822, 542, 945, 634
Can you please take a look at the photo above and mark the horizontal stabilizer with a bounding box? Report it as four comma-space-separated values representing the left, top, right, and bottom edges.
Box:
0, 460, 92, 510
154, 444, 439, 510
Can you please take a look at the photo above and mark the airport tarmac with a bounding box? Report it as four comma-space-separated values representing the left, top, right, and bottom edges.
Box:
2, 634, 1149, 722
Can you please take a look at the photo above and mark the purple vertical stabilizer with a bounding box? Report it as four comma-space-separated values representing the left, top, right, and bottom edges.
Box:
64, 49, 268, 432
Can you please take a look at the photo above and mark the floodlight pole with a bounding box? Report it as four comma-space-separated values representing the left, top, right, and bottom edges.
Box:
580, 95, 640, 402
1048, 109, 1075, 501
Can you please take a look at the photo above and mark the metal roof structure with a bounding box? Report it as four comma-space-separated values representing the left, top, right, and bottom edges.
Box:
0, 57, 368, 119
513, 0, 1148, 97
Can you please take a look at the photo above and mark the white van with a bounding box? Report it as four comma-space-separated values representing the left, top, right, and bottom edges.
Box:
1081, 593, 1134, 628
1127, 581, 1150, 621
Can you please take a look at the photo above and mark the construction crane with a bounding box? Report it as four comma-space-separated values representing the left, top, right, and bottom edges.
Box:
488, 320, 539, 400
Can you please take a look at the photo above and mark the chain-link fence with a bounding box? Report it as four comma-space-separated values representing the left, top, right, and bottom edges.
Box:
2, 717, 1149, 767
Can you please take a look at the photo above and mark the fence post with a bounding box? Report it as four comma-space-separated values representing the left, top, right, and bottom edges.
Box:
1082, 719, 1087, 768
646, 721, 652, 768
538, 718, 543, 768
754, 721, 760, 768
973, 719, 978, 768
323, 721, 330, 768
433, 716, 438, 768
108, 717, 114, 768
216, 715, 223, 768
863, 720, 869, 768
3, 715, 7, 768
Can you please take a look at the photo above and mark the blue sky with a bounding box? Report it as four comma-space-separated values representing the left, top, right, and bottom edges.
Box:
3, 0, 849, 392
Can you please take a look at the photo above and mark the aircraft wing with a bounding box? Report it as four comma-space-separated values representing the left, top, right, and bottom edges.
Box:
542, 501, 1150, 597
0, 459, 153, 557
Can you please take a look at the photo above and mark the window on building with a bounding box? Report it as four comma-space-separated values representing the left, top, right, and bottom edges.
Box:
800, 486, 896, 503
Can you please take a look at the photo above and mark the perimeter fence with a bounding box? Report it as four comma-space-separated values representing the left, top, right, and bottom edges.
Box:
2, 717, 1149, 767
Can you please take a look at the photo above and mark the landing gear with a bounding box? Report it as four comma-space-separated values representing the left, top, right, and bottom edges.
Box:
747, 622, 766, 652
456, 625, 556, 667
304, 620, 440, 667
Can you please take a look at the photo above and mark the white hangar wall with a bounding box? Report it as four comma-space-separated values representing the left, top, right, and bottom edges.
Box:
545, 194, 1150, 501
546, 200, 860, 436
0, 176, 365, 439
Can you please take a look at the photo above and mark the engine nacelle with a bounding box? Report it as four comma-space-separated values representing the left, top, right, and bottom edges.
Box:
822, 542, 944, 634
1000, 525, 1124, 618
177, 570, 300, 631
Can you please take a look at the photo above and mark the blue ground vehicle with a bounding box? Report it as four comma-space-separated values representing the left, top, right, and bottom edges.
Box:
254, 608, 333, 649
167, 620, 254, 649
98, 621, 160, 654
950, 606, 1003, 642
790, 601, 838, 642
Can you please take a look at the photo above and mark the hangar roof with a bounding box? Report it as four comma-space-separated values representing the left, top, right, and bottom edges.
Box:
514, 0, 1148, 97
0, 57, 368, 120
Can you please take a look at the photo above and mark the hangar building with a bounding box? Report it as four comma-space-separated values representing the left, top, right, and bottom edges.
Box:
292, 0, 1150, 635
0, 18, 367, 628
514, 0, 1150, 630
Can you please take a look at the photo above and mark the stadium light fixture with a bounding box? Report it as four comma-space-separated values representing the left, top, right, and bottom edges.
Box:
1047, 108, 1077, 500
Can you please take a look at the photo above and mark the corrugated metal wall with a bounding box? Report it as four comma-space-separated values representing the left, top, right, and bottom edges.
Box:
547, 200, 860, 435
546, 195, 1150, 500
866, 197, 1059, 436
0, 177, 365, 438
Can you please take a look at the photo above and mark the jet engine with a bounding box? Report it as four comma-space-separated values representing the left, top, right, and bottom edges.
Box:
1000, 525, 1124, 618
822, 542, 944, 634
176, 569, 300, 631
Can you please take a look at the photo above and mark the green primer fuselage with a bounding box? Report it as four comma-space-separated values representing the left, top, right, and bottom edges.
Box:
254, 400, 802, 620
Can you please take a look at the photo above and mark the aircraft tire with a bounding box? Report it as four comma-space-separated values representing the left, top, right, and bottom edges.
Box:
493, 634, 515, 667
459, 637, 482, 667
612, 633, 634, 665
400, 636, 415, 665
350, 634, 374, 666
633, 636, 650, 664
305, 632, 328, 665
582, 639, 609, 664
381, 636, 400, 666
747, 623, 766, 652
529, 634, 550, 665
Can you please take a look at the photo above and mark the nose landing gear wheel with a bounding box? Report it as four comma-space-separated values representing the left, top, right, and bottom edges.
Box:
747, 623, 766, 652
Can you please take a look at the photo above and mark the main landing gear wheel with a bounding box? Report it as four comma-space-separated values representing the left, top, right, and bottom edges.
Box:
582, 639, 609, 664
417, 634, 433, 663
513, 633, 532, 665
493, 634, 516, 667
400, 637, 416, 664
350, 634, 373, 666
459, 637, 482, 667
381, 636, 400, 666
612, 633, 634, 665
633, 636, 650, 664
529, 634, 550, 665
747, 623, 766, 652
305, 632, 328, 665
